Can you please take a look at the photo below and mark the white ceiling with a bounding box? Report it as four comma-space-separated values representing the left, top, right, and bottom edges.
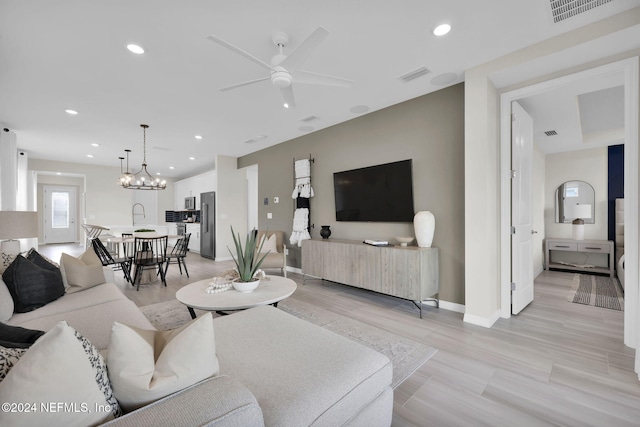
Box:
1, 0, 638, 179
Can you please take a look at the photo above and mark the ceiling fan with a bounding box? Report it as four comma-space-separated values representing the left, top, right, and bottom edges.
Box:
206, 27, 352, 108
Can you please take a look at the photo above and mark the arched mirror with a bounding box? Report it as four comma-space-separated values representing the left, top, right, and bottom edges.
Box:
555, 180, 595, 224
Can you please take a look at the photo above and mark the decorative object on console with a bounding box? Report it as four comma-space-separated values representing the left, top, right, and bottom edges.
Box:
0, 211, 38, 256
569, 204, 591, 240
414, 211, 435, 248
117, 124, 166, 190
320, 225, 331, 239
229, 226, 270, 292
395, 236, 414, 246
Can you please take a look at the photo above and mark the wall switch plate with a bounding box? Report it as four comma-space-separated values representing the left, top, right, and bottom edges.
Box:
264, 197, 268, 205
267, 212, 273, 219
274, 197, 279, 203
285, 248, 289, 255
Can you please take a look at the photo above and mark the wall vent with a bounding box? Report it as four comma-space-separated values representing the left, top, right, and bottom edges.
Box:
544, 130, 558, 136
300, 115, 318, 122
399, 66, 431, 82
549, 0, 614, 23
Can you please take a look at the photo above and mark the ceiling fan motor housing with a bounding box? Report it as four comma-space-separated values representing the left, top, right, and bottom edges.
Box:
271, 66, 292, 87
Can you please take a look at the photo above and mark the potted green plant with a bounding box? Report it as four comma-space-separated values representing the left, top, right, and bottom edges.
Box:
228, 226, 270, 293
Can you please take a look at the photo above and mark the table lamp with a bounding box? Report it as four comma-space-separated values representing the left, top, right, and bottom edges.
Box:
0, 211, 38, 255
569, 204, 591, 241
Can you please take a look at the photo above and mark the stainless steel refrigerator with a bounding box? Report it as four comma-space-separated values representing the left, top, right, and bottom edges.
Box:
200, 191, 215, 259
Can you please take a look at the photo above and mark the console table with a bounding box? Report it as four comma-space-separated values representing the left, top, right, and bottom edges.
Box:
544, 238, 614, 277
301, 238, 439, 318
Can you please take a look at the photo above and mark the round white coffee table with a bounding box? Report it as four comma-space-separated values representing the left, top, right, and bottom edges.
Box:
176, 275, 297, 318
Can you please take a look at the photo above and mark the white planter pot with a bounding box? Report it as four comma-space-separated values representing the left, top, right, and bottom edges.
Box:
414, 211, 435, 248
232, 279, 260, 293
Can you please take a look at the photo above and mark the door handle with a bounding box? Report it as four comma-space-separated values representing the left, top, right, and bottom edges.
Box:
531, 230, 538, 234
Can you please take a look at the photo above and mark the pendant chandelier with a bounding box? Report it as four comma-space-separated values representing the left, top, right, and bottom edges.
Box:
118, 124, 166, 190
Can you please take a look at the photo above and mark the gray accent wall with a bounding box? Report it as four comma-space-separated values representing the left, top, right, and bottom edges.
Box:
238, 83, 465, 304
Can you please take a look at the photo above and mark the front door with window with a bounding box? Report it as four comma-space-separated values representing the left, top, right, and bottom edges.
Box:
44, 186, 77, 244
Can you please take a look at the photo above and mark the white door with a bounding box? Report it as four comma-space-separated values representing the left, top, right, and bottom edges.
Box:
44, 186, 77, 244
511, 101, 535, 314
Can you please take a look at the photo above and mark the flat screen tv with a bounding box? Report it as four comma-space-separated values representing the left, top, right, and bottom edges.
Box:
333, 159, 415, 222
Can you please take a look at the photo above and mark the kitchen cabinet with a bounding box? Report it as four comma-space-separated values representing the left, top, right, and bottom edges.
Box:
186, 224, 200, 254
173, 171, 217, 211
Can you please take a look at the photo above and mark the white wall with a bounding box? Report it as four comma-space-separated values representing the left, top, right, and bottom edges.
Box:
545, 147, 608, 240
464, 7, 640, 327
215, 155, 247, 261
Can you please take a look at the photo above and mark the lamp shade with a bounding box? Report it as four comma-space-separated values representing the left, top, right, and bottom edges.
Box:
0, 211, 38, 240
571, 204, 592, 220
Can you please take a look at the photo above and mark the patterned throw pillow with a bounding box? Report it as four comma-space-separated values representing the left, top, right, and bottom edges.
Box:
0, 252, 16, 275
0, 346, 27, 382
0, 321, 121, 426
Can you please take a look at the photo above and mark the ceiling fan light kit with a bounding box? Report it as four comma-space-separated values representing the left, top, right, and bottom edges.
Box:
118, 124, 166, 190
207, 26, 353, 108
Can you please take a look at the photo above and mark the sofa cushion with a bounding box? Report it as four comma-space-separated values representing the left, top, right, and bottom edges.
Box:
60, 253, 106, 293
0, 346, 27, 382
213, 305, 392, 427
0, 279, 14, 322
0, 321, 121, 426
0, 322, 44, 348
9, 298, 154, 351
107, 312, 219, 412
26, 248, 60, 269
2, 255, 65, 313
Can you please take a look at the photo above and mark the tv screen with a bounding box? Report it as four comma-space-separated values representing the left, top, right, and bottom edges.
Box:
333, 159, 415, 222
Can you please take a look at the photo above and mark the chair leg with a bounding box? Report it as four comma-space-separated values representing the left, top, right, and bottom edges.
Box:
158, 263, 167, 286
121, 262, 132, 284
164, 260, 170, 278
132, 266, 142, 291
177, 258, 183, 275
181, 257, 189, 278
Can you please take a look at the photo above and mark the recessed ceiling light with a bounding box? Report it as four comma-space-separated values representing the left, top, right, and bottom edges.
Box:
127, 44, 145, 54
91, 143, 100, 147
189, 157, 195, 160
243, 139, 256, 144
65, 109, 78, 115
156, 172, 161, 175
195, 135, 203, 140
350, 105, 370, 114
283, 103, 289, 109
86, 154, 94, 158
169, 166, 175, 170
433, 24, 451, 37
56, 172, 61, 175
254, 134, 267, 140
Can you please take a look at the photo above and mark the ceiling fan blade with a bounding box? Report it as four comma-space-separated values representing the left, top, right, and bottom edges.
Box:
294, 70, 353, 87
279, 27, 329, 71
219, 76, 270, 92
206, 34, 275, 71
280, 86, 296, 108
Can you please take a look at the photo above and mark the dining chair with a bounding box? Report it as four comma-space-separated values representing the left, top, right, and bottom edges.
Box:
121, 233, 134, 263
164, 233, 191, 278
132, 235, 168, 291
91, 238, 132, 284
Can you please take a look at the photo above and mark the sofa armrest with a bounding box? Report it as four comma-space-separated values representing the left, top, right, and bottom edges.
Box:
101, 376, 264, 427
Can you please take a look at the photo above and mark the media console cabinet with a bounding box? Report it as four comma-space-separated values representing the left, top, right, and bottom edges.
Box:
301, 238, 439, 318
544, 238, 615, 277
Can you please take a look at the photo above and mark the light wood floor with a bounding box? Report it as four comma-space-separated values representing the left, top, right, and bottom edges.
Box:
40, 243, 640, 426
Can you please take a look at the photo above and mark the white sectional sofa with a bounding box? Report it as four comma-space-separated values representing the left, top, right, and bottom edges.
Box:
2, 277, 393, 426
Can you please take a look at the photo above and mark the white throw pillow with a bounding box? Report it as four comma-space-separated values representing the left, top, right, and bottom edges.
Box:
0, 279, 14, 322
60, 252, 106, 293
258, 233, 278, 254
107, 312, 218, 412
0, 321, 120, 426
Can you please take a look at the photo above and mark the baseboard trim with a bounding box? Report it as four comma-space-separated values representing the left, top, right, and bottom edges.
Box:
463, 310, 501, 328
215, 256, 233, 262
287, 266, 303, 275
428, 300, 465, 314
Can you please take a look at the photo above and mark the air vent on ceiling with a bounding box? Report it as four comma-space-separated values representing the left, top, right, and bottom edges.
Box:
549, 0, 614, 23
399, 66, 431, 82
544, 130, 558, 136
300, 115, 318, 122
151, 146, 171, 151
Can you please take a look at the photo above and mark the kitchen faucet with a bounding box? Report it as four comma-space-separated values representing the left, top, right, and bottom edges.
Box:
132, 203, 146, 226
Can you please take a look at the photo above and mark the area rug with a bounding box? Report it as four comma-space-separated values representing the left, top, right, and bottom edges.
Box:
567, 273, 624, 311
140, 298, 437, 389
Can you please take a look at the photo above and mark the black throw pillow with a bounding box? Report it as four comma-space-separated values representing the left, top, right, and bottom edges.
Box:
0, 322, 45, 348
2, 256, 65, 313
26, 248, 59, 271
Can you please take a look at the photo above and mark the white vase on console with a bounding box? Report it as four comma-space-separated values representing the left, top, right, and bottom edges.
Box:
414, 211, 435, 248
